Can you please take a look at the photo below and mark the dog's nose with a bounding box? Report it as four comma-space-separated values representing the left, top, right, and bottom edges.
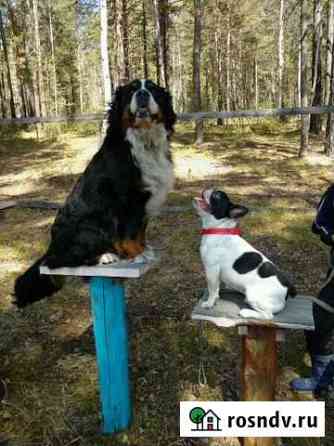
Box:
136, 89, 150, 108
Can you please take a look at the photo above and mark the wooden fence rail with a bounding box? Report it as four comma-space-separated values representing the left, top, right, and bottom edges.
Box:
1, 105, 334, 126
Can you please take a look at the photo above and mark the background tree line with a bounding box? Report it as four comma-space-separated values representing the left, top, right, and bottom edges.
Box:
1, 0, 334, 154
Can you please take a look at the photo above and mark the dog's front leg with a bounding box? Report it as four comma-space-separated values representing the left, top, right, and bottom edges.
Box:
202, 266, 220, 309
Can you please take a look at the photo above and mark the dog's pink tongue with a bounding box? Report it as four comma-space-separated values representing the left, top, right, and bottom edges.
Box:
195, 197, 209, 210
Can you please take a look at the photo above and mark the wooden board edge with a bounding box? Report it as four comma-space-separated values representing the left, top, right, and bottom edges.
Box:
191, 312, 315, 331
40, 260, 154, 279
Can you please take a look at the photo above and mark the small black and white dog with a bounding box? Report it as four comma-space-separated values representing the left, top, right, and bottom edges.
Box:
14, 79, 176, 308
194, 189, 297, 320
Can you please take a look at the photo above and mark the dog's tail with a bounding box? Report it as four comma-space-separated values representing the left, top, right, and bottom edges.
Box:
14, 256, 65, 308
287, 283, 297, 298
277, 270, 297, 299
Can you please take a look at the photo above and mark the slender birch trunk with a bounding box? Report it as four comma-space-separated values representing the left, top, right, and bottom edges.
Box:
193, 0, 204, 145
299, 0, 310, 157
310, 0, 323, 134
277, 0, 285, 109
100, 0, 112, 107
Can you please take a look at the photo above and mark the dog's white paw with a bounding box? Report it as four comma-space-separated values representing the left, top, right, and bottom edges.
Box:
239, 308, 273, 320
99, 253, 120, 264
132, 246, 156, 263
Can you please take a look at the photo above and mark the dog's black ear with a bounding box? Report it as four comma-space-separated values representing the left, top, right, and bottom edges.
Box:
210, 190, 231, 219
228, 205, 249, 219
107, 86, 125, 132
162, 90, 177, 135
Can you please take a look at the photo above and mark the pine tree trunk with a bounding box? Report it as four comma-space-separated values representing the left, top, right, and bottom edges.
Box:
152, 0, 165, 86
226, 20, 231, 112
325, 6, 334, 156
215, 29, 223, 125
325, 55, 334, 156
121, 0, 130, 82
193, 0, 204, 145
299, 0, 310, 157
100, 0, 112, 107
0, 71, 6, 118
325, 0, 334, 140
7, 0, 26, 117
160, 0, 169, 88
115, 0, 128, 85
297, 37, 302, 107
48, 0, 58, 115
0, 9, 16, 118
23, 0, 38, 116
325, 0, 334, 106
310, 0, 323, 134
254, 54, 258, 109
142, 0, 149, 79
32, 0, 44, 116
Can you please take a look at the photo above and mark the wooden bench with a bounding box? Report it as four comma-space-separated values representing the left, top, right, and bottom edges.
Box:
40, 259, 155, 434
192, 290, 315, 446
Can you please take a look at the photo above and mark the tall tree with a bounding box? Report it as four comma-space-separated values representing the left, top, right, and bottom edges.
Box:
325, 0, 334, 106
32, 0, 44, 116
310, 0, 323, 134
277, 0, 285, 109
120, 0, 130, 82
226, 6, 231, 112
142, 0, 149, 79
193, 0, 204, 145
324, 55, 334, 156
299, 0, 310, 158
160, 0, 169, 88
0, 8, 16, 118
100, 0, 112, 108
152, 0, 165, 86
48, 0, 58, 115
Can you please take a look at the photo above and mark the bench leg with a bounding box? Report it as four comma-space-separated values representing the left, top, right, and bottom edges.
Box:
241, 326, 278, 446
90, 277, 132, 434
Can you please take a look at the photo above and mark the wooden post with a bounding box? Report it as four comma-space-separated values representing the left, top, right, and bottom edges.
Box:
241, 326, 278, 446
90, 277, 132, 434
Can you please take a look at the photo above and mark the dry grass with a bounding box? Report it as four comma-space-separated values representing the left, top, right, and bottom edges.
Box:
0, 121, 333, 445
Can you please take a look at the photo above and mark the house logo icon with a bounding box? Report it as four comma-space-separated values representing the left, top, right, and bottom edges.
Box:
189, 406, 222, 431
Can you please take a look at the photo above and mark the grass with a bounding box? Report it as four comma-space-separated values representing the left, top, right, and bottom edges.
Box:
0, 121, 333, 445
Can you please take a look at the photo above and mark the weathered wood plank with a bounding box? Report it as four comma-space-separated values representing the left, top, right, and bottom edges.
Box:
40, 259, 154, 278
2, 105, 334, 126
191, 290, 314, 330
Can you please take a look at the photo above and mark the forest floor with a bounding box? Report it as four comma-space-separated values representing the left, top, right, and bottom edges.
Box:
0, 120, 333, 446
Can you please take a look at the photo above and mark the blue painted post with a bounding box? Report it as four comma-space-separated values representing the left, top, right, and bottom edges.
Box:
89, 277, 132, 434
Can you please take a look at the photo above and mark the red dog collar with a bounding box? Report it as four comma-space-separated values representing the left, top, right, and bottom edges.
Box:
200, 228, 241, 236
